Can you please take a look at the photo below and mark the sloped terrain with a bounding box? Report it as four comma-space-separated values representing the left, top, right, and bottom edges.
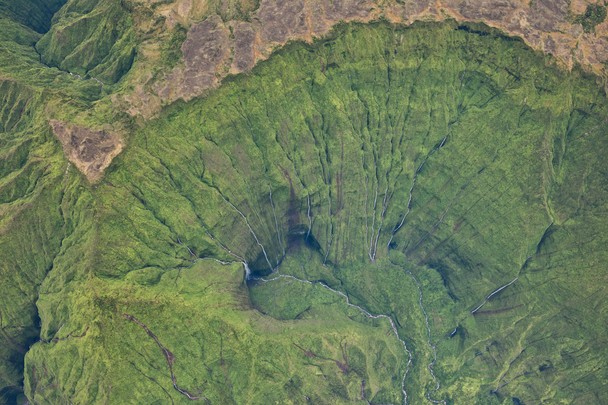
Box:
36, 0, 136, 84
0, 5, 118, 402
0, 2, 608, 405
2, 20, 607, 404
0, 0, 66, 33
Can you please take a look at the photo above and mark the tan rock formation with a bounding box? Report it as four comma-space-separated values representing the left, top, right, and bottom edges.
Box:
121, 0, 608, 119
50, 120, 123, 182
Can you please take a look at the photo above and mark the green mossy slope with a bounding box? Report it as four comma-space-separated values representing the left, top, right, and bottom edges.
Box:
0, 82, 86, 403
0, 9, 111, 402
36, 0, 136, 84
2, 19, 608, 404
0, 0, 66, 33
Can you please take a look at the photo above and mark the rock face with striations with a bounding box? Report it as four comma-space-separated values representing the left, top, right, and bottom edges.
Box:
122, 0, 608, 120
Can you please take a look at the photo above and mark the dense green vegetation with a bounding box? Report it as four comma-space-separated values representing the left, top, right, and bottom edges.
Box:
1, 11, 608, 405
36, 0, 136, 84
0, 0, 66, 33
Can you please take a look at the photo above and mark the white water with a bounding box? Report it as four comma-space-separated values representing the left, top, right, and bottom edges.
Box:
218, 193, 274, 271
471, 277, 519, 314
242, 261, 252, 279
254, 273, 412, 405
387, 135, 448, 249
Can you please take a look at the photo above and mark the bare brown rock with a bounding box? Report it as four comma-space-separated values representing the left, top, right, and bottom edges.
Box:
50, 120, 123, 183
453, 0, 519, 22
180, 14, 231, 99
528, 0, 569, 31
58, 0, 608, 181
231, 22, 256, 72
324, 0, 375, 20
121, 0, 608, 120
257, 0, 307, 43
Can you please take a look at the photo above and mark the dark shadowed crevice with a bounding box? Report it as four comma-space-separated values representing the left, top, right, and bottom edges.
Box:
0, 0, 67, 34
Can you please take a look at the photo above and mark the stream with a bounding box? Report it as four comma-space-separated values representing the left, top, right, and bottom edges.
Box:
405, 270, 446, 405
251, 268, 450, 405
387, 135, 448, 250
251, 270, 412, 404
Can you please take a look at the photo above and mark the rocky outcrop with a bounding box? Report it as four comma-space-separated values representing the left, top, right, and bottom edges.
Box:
50, 120, 123, 182
48, 0, 608, 179
157, 14, 231, 101
122, 0, 608, 119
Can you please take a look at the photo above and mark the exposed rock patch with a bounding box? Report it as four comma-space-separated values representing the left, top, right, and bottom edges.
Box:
231, 22, 256, 72
123, 0, 608, 120
176, 14, 231, 99
257, 0, 307, 43
62, 0, 608, 181
50, 120, 123, 182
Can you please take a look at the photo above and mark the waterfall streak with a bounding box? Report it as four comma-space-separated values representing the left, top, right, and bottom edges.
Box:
203, 228, 245, 262
219, 194, 274, 271
471, 277, 519, 314
406, 271, 446, 404
371, 185, 390, 261
242, 262, 252, 279
177, 238, 196, 258
387, 136, 448, 249
368, 187, 379, 261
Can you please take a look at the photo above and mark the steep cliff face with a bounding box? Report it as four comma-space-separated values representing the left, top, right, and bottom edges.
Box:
120, 0, 608, 120
1, 1, 608, 404
2, 20, 608, 404
4, 0, 606, 180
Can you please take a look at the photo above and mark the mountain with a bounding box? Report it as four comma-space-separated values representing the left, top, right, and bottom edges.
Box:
1, 1, 608, 404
